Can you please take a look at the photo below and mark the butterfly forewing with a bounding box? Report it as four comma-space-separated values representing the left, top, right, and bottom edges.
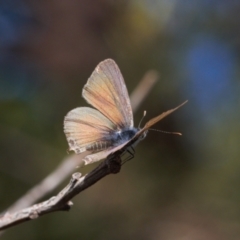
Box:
82, 59, 133, 130
64, 107, 116, 154
126, 101, 188, 145
143, 100, 188, 130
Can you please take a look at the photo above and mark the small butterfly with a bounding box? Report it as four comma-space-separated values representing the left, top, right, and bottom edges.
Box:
64, 59, 187, 165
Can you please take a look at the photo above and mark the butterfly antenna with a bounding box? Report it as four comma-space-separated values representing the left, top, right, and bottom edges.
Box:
138, 110, 147, 128
149, 128, 182, 136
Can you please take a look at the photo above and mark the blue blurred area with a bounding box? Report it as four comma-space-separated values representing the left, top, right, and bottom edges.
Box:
0, 0, 30, 47
186, 35, 236, 115
0, 0, 32, 47
0, 0, 38, 101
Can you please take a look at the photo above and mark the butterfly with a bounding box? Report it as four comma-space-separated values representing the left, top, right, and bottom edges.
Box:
64, 59, 187, 165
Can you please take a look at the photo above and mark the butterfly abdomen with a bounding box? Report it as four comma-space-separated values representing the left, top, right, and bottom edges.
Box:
87, 128, 138, 152
86, 141, 112, 152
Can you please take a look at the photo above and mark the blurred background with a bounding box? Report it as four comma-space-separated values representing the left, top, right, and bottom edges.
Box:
1, 0, 240, 239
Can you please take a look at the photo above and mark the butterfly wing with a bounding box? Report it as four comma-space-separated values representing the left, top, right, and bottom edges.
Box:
143, 100, 188, 130
64, 107, 116, 154
131, 101, 188, 141
82, 59, 133, 130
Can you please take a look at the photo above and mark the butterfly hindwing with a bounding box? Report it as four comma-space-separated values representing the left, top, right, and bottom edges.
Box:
64, 107, 117, 154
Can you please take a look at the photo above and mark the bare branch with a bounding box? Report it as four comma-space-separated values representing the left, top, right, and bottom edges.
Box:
5, 154, 88, 214
0, 70, 158, 231
130, 70, 159, 113
0, 153, 122, 230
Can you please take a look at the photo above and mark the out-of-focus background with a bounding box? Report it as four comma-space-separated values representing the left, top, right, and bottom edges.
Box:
1, 0, 240, 239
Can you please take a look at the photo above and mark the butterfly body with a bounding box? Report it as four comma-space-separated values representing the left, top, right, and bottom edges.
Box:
85, 127, 139, 153
112, 127, 139, 146
64, 59, 187, 165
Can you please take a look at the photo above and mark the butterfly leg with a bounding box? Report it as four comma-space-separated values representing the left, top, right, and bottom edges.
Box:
121, 146, 135, 165
129, 146, 135, 155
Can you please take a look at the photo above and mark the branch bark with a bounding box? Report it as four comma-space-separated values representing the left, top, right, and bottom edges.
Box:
0, 152, 122, 230
0, 70, 159, 231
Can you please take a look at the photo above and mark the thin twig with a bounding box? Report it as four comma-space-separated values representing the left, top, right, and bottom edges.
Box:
6, 154, 87, 213
0, 153, 122, 230
0, 70, 159, 231
130, 70, 159, 113
4, 70, 159, 213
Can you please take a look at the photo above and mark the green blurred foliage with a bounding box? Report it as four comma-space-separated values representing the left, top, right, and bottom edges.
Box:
1, 0, 240, 239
